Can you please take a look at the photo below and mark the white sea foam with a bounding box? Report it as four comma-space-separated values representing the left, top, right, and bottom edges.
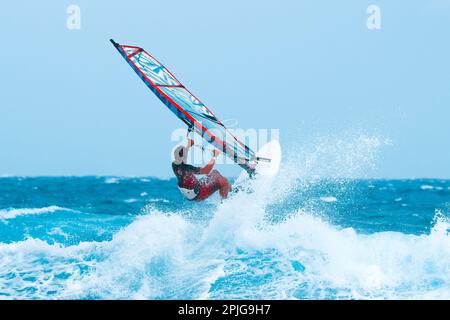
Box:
320, 196, 337, 203
48, 227, 70, 239
421, 185, 434, 190
2, 206, 450, 300
3, 133, 450, 299
0, 206, 76, 220
105, 177, 120, 184
147, 198, 170, 203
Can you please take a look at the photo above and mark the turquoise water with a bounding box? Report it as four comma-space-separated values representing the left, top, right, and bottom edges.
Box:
1, 175, 449, 299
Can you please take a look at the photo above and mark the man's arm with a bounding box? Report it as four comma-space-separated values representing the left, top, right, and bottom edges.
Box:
179, 139, 194, 162
199, 150, 220, 174
186, 139, 194, 149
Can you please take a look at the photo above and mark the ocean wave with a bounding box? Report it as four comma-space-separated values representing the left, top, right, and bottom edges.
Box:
147, 198, 170, 203
2, 133, 450, 299
0, 206, 77, 220
320, 196, 337, 203
1, 205, 450, 300
104, 177, 120, 184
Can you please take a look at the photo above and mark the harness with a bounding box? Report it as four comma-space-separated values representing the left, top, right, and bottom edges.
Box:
175, 128, 206, 201
177, 186, 199, 200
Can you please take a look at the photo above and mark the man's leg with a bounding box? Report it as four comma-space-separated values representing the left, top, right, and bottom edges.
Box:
196, 170, 231, 201
216, 173, 232, 199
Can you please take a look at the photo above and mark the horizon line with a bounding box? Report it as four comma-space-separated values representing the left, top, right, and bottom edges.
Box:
1, 174, 450, 181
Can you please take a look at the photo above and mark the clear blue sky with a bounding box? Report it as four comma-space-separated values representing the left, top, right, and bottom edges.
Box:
1, 1, 449, 178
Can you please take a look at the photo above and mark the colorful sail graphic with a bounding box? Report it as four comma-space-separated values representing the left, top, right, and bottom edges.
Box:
110, 39, 258, 174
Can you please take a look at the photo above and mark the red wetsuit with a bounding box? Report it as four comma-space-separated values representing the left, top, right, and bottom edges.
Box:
172, 162, 231, 201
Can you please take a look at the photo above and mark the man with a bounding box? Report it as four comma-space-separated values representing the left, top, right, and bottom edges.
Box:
172, 139, 232, 201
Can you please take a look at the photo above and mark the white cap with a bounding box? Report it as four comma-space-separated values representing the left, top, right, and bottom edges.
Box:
173, 145, 188, 164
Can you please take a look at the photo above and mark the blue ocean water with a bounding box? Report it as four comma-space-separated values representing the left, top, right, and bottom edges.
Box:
1, 174, 449, 300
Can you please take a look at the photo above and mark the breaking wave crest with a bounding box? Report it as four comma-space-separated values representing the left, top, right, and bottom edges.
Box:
1, 133, 449, 299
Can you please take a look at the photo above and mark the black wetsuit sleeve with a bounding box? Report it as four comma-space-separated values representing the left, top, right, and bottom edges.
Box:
172, 163, 201, 176
181, 164, 201, 174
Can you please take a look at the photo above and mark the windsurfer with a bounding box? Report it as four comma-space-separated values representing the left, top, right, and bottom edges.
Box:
172, 139, 232, 201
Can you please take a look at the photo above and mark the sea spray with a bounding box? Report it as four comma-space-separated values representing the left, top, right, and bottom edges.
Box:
1, 135, 450, 299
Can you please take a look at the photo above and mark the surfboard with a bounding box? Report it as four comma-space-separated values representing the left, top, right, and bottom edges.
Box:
233, 139, 282, 193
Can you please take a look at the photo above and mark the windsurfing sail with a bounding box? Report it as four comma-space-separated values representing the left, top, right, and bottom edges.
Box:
110, 39, 261, 175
